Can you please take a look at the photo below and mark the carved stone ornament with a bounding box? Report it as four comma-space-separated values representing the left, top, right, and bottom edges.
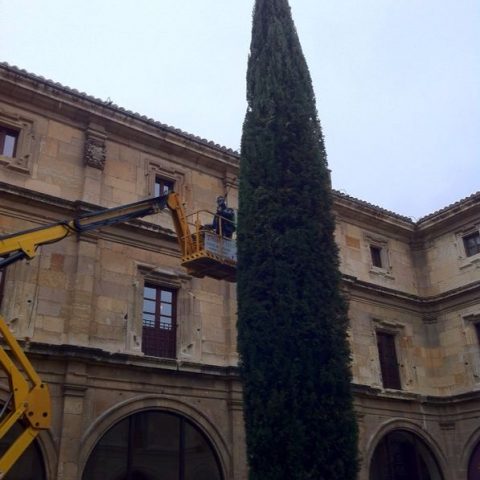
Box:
84, 132, 106, 170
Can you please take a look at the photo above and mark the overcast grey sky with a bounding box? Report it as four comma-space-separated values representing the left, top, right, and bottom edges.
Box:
1, 1, 478, 219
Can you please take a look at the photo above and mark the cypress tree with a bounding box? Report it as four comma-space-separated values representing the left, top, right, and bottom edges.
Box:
237, 1, 358, 479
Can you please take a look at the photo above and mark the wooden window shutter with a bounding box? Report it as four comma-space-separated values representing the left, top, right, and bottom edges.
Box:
377, 331, 401, 389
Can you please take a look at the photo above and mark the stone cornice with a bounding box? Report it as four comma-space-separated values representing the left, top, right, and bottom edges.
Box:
413, 191, 480, 240
24, 340, 241, 381
333, 188, 479, 240
333, 192, 415, 240
333, 190, 414, 225
0, 62, 239, 173
343, 274, 480, 311
24, 341, 480, 406
417, 191, 480, 226
353, 382, 480, 407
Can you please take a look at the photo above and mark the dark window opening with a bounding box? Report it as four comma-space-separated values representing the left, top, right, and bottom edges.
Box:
370, 245, 383, 268
154, 177, 174, 197
82, 411, 224, 480
377, 331, 401, 390
0, 126, 19, 158
370, 429, 444, 480
142, 285, 176, 358
468, 440, 480, 480
464, 231, 480, 258
0, 419, 46, 479
474, 323, 480, 346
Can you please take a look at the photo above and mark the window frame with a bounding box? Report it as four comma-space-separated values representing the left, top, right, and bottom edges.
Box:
141, 284, 177, 359
0, 113, 35, 173
463, 230, 480, 258
82, 411, 224, 480
370, 245, 383, 268
154, 176, 175, 197
376, 330, 402, 390
364, 233, 393, 278
456, 226, 480, 270
146, 160, 183, 199
0, 125, 19, 158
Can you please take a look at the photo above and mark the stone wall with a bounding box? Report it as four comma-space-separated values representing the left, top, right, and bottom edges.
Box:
1, 63, 479, 479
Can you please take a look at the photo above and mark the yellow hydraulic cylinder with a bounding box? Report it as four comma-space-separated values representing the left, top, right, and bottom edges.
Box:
0, 316, 51, 478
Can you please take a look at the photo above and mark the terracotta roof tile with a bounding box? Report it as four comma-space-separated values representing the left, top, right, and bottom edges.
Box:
0, 61, 240, 158
417, 191, 480, 223
332, 190, 414, 223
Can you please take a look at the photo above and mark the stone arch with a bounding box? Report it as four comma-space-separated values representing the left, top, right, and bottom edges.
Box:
462, 426, 480, 479
32, 429, 58, 480
365, 419, 447, 480
79, 394, 231, 479
0, 383, 58, 479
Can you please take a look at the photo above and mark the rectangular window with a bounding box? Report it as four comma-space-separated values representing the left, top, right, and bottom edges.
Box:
154, 177, 174, 197
475, 323, 480, 346
0, 126, 19, 158
370, 245, 383, 268
142, 285, 176, 358
463, 231, 480, 258
377, 331, 401, 389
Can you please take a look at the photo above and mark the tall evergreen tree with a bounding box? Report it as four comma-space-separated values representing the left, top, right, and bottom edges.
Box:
237, 1, 358, 479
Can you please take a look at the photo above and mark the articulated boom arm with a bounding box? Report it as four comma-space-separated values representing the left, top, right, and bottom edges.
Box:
166, 192, 195, 257
0, 317, 50, 478
0, 194, 169, 268
0, 194, 170, 478
0, 191, 236, 476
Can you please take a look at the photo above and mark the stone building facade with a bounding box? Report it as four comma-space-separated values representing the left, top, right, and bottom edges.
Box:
0, 62, 479, 479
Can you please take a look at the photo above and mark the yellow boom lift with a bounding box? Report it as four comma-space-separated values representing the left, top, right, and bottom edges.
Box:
0, 192, 236, 478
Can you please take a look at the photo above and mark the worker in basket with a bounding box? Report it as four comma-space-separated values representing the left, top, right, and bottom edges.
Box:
209, 195, 236, 239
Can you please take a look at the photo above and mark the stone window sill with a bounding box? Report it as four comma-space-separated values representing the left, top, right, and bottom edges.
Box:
369, 267, 395, 280
0, 154, 31, 173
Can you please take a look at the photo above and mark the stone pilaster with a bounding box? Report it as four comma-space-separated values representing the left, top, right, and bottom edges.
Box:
229, 381, 247, 480
55, 361, 88, 480
66, 237, 98, 346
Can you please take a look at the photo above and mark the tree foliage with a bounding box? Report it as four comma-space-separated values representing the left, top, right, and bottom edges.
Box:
237, 1, 358, 478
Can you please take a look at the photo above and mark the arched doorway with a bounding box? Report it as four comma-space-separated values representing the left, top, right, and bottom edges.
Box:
0, 422, 46, 480
468, 440, 480, 479
370, 429, 443, 480
82, 410, 224, 480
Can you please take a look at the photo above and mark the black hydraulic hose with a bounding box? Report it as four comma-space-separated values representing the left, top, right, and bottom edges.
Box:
0, 251, 28, 269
